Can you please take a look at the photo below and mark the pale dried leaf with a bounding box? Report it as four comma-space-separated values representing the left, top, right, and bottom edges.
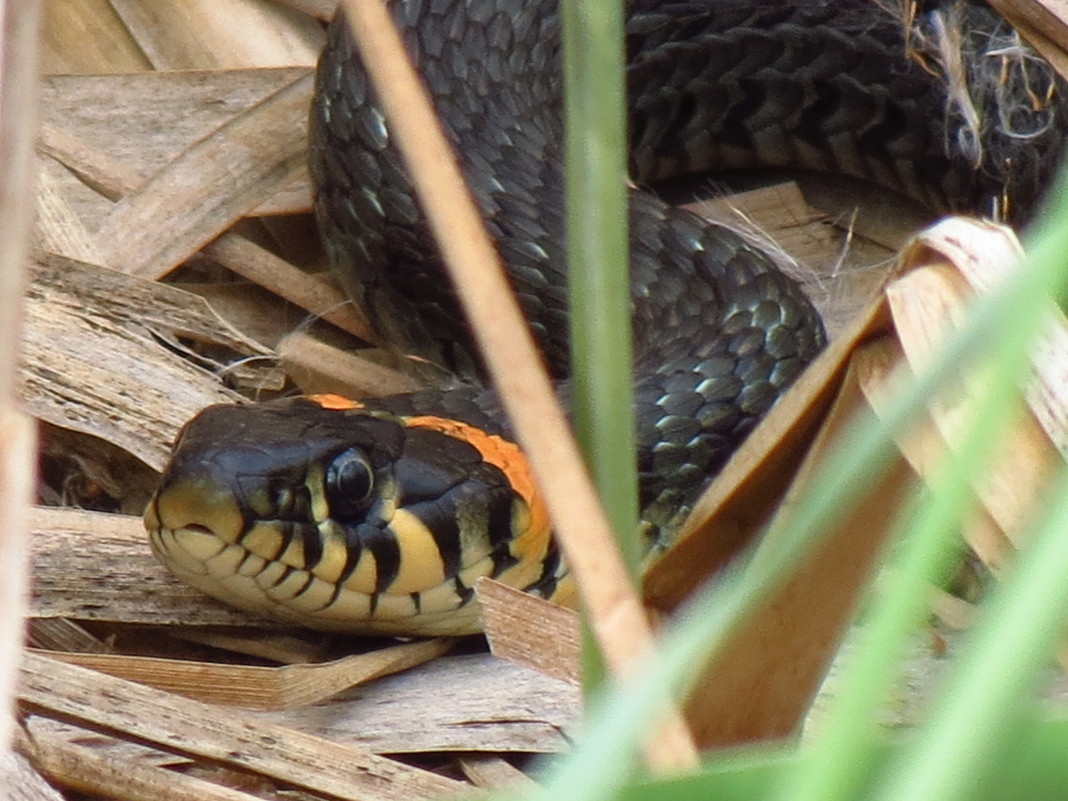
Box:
109, 0, 324, 70
281, 0, 338, 21
458, 754, 539, 791
857, 337, 1017, 576
902, 218, 1068, 456
34, 639, 451, 710
886, 263, 1061, 548
20, 716, 284, 801
34, 163, 105, 264
38, 69, 313, 221
93, 73, 312, 279
22, 253, 254, 470
18, 651, 466, 801
30, 507, 270, 627
27, 619, 108, 654
42, 0, 150, 74
254, 653, 578, 754
0, 749, 67, 801
479, 578, 580, 685
681, 332, 914, 748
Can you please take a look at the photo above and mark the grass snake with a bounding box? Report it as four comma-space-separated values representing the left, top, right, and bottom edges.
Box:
144, 0, 1067, 635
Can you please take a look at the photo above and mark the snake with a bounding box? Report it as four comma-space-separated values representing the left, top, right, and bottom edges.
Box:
144, 0, 1066, 636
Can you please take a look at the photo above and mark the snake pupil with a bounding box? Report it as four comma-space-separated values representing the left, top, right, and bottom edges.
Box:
325, 447, 375, 520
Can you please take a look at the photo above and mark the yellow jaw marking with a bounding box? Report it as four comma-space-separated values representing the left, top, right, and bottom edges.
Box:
386, 508, 447, 594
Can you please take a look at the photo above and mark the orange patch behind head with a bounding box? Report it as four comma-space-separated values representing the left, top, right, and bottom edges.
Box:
402, 415, 550, 549
306, 393, 364, 411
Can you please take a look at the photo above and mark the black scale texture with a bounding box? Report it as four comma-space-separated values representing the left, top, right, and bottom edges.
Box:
309, 0, 1067, 546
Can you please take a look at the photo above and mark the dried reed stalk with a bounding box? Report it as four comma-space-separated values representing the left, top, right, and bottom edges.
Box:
0, 0, 42, 755
336, 0, 699, 770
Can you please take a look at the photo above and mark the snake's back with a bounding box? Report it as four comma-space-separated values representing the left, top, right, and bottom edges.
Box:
145, 0, 1067, 634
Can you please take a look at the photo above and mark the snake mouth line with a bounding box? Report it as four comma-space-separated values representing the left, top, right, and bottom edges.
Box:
148, 504, 572, 636
148, 518, 491, 636
147, 496, 574, 636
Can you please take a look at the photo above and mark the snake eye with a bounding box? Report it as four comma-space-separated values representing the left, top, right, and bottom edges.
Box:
325, 447, 375, 519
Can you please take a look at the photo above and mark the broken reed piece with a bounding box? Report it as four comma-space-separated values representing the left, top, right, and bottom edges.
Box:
31, 639, 450, 710
29, 507, 270, 628
18, 651, 466, 801
478, 577, 581, 685
886, 219, 1068, 585
22, 253, 254, 471
277, 330, 424, 400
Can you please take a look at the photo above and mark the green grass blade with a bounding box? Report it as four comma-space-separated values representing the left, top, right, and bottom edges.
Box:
607, 711, 1068, 800
868, 462, 1068, 801
560, 0, 638, 572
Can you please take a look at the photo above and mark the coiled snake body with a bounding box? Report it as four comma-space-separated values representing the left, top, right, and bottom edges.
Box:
145, 1, 1066, 635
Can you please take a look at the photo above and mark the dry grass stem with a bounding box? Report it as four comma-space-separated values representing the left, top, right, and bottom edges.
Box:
337, 0, 700, 770
0, 1, 43, 757
990, 0, 1068, 77
278, 331, 423, 398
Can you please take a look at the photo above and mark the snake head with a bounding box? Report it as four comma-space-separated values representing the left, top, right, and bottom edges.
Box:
145, 396, 570, 635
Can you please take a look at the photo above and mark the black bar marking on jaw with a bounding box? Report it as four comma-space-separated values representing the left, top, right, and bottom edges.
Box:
290, 570, 315, 600
522, 538, 562, 599
232, 513, 256, 551
323, 568, 347, 612
489, 544, 518, 579
453, 576, 474, 606
485, 489, 518, 547
299, 523, 324, 571
269, 564, 294, 589
336, 523, 365, 587
425, 500, 462, 579
277, 518, 297, 558
367, 526, 401, 615
236, 550, 267, 578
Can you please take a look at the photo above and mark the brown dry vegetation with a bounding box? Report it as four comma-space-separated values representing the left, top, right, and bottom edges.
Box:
4, 1, 1068, 799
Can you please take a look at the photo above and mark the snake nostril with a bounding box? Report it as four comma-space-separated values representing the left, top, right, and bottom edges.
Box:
148, 476, 246, 544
